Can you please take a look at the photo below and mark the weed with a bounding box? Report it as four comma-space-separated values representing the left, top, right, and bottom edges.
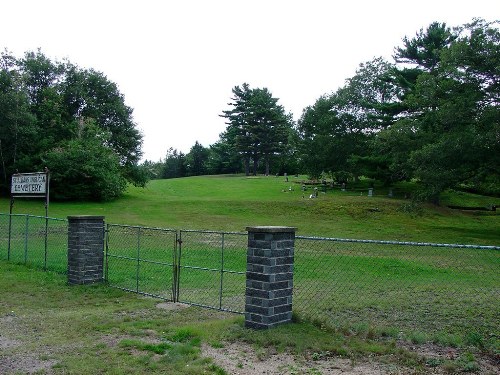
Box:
119, 339, 172, 354
169, 327, 200, 344
210, 341, 224, 349
425, 357, 442, 367
409, 332, 427, 344
457, 352, 479, 372
207, 364, 227, 375
465, 332, 484, 348
432, 333, 462, 348
397, 201, 423, 216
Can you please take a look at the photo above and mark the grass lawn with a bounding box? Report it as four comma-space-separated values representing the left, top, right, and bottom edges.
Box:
1, 176, 499, 373
1, 174, 499, 244
1, 261, 497, 374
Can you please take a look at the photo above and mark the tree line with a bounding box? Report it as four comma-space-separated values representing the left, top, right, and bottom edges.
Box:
149, 18, 499, 203
0, 49, 146, 200
1, 19, 498, 203
144, 83, 298, 179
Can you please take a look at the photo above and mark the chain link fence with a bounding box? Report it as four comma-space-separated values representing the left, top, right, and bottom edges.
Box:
293, 236, 500, 343
0, 213, 67, 273
2, 212, 499, 343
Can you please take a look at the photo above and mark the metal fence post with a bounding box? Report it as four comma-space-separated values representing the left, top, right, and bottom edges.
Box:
219, 232, 225, 310
172, 232, 178, 302
24, 215, 29, 264
7, 212, 12, 261
174, 231, 182, 303
44, 216, 48, 270
104, 223, 109, 283
136, 227, 141, 293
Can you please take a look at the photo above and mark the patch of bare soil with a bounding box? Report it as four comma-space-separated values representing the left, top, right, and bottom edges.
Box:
203, 341, 500, 375
398, 341, 500, 375
156, 302, 190, 311
202, 342, 404, 375
0, 314, 57, 374
0, 354, 56, 375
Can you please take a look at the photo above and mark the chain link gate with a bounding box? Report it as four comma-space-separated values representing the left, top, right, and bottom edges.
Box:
105, 224, 179, 301
104, 225, 246, 312
177, 230, 246, 313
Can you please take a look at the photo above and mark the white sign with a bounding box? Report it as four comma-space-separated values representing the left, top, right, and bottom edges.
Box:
11, 173, 47, 195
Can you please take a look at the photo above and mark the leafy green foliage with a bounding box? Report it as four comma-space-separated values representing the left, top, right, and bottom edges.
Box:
0, 49, 144, 200
43, 121, 127, 201
297, 19, 499, 202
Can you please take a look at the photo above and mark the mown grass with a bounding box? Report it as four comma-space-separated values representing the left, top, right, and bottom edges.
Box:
3, 261, 489, 374
104, 231, 499, 351
0, 176, 498, 372
1, 175, 499, 244
0, 261, 422, 374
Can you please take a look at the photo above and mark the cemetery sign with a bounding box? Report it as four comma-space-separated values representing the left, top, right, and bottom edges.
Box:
8, 170, 50, 260
11, 172, 48, 197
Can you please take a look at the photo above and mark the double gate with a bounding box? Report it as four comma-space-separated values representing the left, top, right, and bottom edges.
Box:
105, 224, 247, 313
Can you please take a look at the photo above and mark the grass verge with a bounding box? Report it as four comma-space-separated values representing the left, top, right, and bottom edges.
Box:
1, 261, 498, 374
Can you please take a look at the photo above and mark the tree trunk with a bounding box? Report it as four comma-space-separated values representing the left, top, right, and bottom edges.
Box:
244, 156, 250, 176
265, 156, 270, 176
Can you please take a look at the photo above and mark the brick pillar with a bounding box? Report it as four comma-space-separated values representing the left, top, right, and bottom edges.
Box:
245, 226, 297, 329
67, 216, 105, 285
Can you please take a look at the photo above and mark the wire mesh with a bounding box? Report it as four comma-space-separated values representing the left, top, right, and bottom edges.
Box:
2, 211, 499, 343
0, 213, 67, 272
178, 230, 246, 313
293, 236, 500, 341
0, 213, 7, 260
105, 224, 177, 301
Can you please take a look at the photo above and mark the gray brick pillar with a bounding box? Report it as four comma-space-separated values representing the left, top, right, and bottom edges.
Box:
67, 216, 105, 285
245, 226, 297, 329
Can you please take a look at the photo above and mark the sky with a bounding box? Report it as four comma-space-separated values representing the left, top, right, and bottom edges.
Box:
1, 0, 498, 161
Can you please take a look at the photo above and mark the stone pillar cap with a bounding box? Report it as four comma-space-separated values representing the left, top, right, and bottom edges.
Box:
67, 215, 105, 220
246, 226, 297, 233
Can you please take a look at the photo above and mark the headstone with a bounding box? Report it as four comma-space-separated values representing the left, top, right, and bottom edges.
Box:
368, 188, 373, 197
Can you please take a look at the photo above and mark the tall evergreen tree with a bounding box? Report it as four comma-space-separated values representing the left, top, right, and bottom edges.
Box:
221, 83, 292, 176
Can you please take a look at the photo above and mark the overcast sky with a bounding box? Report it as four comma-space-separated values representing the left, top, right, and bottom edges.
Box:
1, 0, 498, 161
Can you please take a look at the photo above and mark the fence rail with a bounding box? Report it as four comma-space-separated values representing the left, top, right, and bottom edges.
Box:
1, 213, 499, 345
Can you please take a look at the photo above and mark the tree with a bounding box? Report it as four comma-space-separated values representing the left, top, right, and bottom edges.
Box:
406, 19, 500, 200
298, 58, 403, 181
162, 148, 186, 179
42, 120, 127, 201
0, 51, 36, 191
221, 83, 292, 176
205, 135, 242, 175
60, 65, 143, 179
0, 50, 145, 199
394, 22, 457, 72
185, 141, 209, 176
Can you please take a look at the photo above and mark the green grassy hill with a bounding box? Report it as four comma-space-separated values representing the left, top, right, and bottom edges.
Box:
2, 175, 499, 244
